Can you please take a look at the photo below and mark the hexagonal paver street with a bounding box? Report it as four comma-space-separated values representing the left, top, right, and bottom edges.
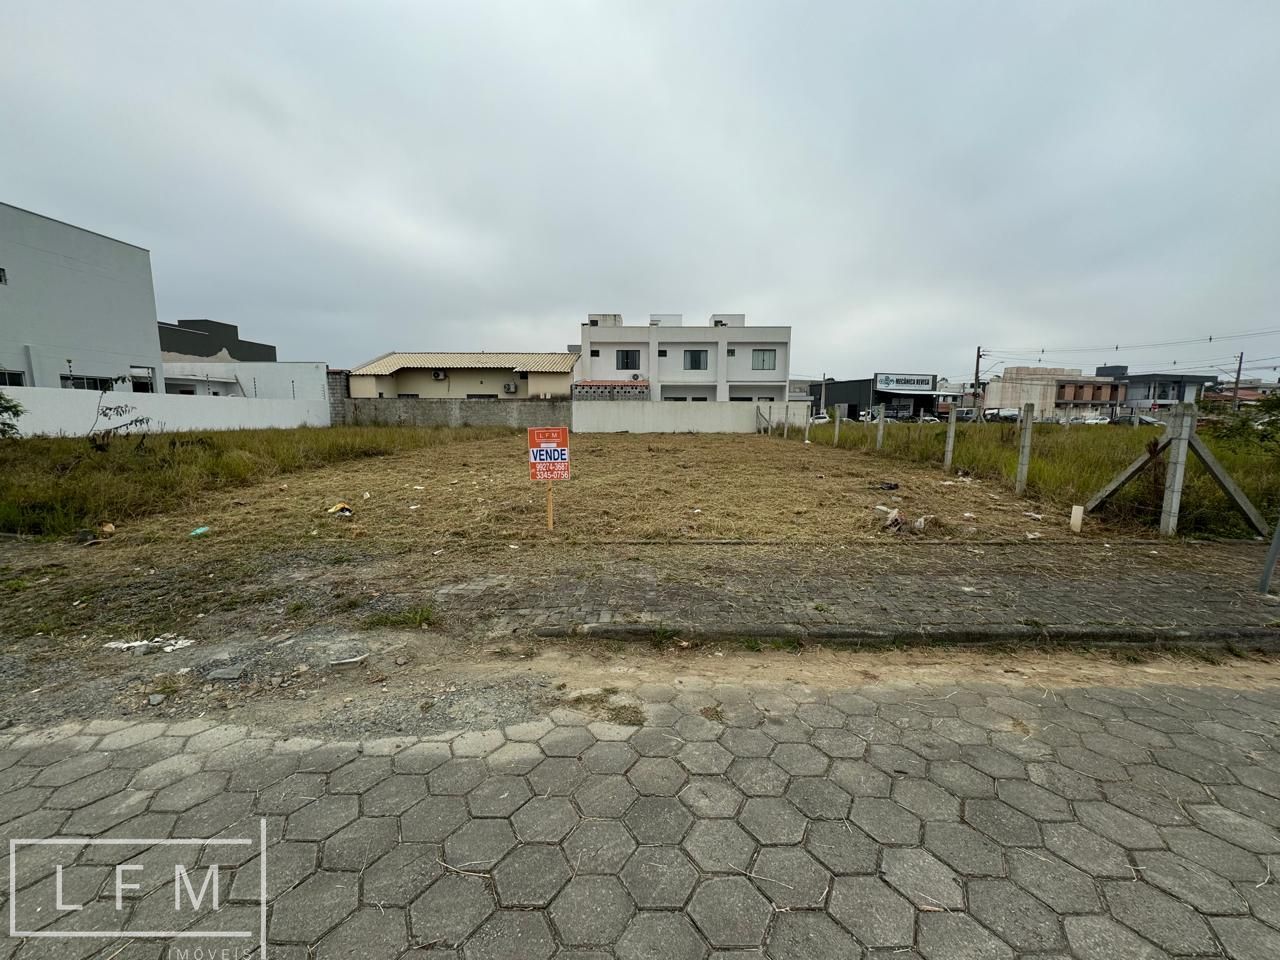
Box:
3, 674, 1280, 958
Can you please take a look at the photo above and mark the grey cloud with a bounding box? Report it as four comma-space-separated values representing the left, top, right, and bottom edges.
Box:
2, 0, 1277, 378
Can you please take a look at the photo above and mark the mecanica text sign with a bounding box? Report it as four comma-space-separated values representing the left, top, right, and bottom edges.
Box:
875, 373, 936, 392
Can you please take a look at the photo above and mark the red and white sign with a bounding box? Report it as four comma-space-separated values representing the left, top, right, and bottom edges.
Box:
528, 427, 570, 481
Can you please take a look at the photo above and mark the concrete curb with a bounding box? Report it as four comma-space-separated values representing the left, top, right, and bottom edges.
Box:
533, 621, 1280, 649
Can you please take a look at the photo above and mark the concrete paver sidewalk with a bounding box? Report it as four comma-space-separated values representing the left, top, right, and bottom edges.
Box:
3, 675, 1280, 959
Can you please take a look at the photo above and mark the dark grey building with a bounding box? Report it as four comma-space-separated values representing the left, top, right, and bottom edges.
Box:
1095, 365, 1218, 410
158, 319, 277, 362
810, 373, 940, 420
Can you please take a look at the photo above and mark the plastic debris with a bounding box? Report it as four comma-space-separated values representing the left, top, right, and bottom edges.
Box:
871, 481, 899, 490
330, 654, 368, 670
882, 508, 901, 530
409, 505, 420, 510
962, 512, 977, 519
912, 516, 929, 532
189, 526, 210, 538
362, 491, 371, 500
279, 483, 288, 490
326, 502, 353, 517
1025, 532, 1042, 540
99, 522, 116, 537
1070, 505, 1084, 533
1023, 512, 1044, 521
413, 485, 425, 490
508, 544, 520, 549
432, 549, 445, 556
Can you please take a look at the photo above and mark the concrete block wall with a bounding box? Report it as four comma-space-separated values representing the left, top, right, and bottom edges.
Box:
344, 398, 571, 429
327, 370, 350, 425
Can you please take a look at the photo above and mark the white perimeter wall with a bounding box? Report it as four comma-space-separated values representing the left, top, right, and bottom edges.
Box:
7, 386, 330, 436
572, 400, 809, 433
162, 361, 329, 399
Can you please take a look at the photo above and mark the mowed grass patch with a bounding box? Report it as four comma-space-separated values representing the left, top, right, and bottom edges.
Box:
0, 425, 516, 536
800, 419, 1280, 537
104, 432, 1093, 552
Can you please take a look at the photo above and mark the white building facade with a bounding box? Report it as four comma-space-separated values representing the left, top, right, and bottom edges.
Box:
575, 313, 791, 403
0, 203, 163, 393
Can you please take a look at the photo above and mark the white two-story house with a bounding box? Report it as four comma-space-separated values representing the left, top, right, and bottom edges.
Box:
575, 313, 791, 402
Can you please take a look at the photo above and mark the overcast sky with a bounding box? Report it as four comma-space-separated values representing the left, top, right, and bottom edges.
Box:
4, 1, 1278, 381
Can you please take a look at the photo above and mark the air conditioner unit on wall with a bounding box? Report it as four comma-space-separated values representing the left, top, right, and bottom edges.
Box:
432, 370, 447, 380
631, 373, 641, 381
502, 383, 518, 394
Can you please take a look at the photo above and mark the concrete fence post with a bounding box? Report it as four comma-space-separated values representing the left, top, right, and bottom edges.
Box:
876, 404, 886, 450
943, 407, 957, 472
1159, 403, 1195, 536
833, 409, 841, 446
1261, 512, 1280, 594
1015, 402, 1034, 495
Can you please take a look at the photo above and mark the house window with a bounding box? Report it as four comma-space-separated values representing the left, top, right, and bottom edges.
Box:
658, 349, 667, 358
60, 374, 115, 392
727, 348, 736, 357
0, 267, 7, 284
752, 349, 776, 371
467, 393, 499, 399
616, 349, 640, 370
663, 396, 686, 401
0, 370, 24, 386
398, 393, 419, 399
691, 396, 708, 401
130, 366, 155, 393
589, 349, 599, 357
518, 372, 528, 380
684, 350, 708, 371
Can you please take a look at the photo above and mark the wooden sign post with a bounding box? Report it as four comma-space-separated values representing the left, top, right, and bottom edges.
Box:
528, 427, 570, 530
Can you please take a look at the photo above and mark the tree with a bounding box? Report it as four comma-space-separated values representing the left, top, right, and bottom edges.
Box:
0, 390, 23, 440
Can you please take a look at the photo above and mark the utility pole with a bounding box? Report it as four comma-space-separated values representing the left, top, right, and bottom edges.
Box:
1233, 352, 1244, 411
972, 346, 984, 422
819, 372, 827, 415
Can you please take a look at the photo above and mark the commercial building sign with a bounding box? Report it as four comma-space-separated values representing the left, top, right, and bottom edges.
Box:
528, 427, 571, 481
875, 373, 936, 392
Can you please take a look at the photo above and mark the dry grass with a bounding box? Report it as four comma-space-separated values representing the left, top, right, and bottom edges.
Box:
0, 424, 515, 537
799, 419, 1280, 538
90, 432, 1085, 555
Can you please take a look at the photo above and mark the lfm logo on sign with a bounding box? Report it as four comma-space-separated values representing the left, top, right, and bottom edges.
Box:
8, 819, 268, 956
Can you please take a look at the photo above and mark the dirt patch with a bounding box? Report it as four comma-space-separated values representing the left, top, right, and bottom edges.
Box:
0, 433, 1274, 732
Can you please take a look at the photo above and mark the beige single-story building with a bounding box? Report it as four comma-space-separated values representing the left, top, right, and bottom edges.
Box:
349, 352, 579, 400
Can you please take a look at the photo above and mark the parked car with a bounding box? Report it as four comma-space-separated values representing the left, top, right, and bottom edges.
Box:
809, 413, 831, 425
1082, 416, 1110, 425
915, 415, 941, 423
1109, 414, 1166, 427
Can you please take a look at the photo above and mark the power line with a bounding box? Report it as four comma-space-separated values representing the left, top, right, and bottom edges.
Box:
988, 326, 1280, 355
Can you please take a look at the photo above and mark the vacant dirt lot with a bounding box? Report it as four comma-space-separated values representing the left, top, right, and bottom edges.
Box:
1, 432, 1275, 732
55, 431, 1121, 550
